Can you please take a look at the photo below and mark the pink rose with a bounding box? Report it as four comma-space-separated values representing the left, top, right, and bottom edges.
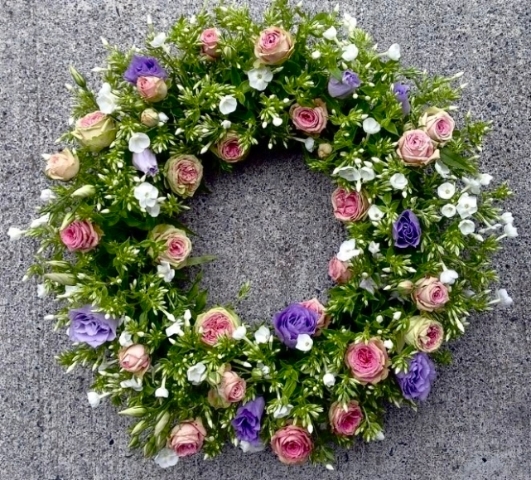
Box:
215, 132, 248, 163
421, 109, 455, 143
271, 425, 313, 465
290, 99, 328, 135
149, 225, 192, 268
45, 149, 79, 181
164, 155, 203, 198
118, 344, 150, 375
405, 316, 444, 352
396, 129, 440, 167
137, 76, 168, 102
331, 187, 369, 222
254, 27, 294, 65
329, 401, 363, 436
328, 256, 353, 284
169, 419, 207, 457
200, 28, 220, 59
60, 220, 100, 253
218, 370, 246, 403
300, 298, 330, 332
345, 338, 390, 385
412, 277, 449, 312
195, 307, 240, 346
73, 111, 117, 152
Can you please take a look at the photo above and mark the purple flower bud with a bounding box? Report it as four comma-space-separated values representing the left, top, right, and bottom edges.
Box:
231, 397, 265, 445
393, 210, 421, 248
393, 83, 410, 116
396, 353, 436, 401
273, 304, 317, 348
132, 149, 158, 176
328, 70, 361, 99
124, 55, 167, 84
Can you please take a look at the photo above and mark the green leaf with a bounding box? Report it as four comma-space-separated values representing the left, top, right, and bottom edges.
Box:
439, 148, 477, 174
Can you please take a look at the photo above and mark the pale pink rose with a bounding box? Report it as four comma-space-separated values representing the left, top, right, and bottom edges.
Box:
137, 76, 168, 102
45, 149, 79, 181
215, 132, 248, 163
60, 220, 100, 253
200, 28, 220, 59
271, 425, 313, 465
405, 316, 444, 352
254, 27, 294, 65
329, 401, 363, 436
412, 277, 449, 312
290, 99, 328, 135
164, 155, 203, 198
169, 419, 207, 457
218, 370, 246, 403
118, 344, 150, 375
328, 256, 353, 284
79, 111, 106, 128
396, 129, 440, 167
73, 111, 117, 152
331, 187, 369, 222
149, 225, 192, 268
422, 109, 455, 143
300, 298, 330, 332
195, 307, 240, 346
344, 338, 390, 385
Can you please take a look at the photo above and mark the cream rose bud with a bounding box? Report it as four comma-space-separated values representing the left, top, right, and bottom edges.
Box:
317, 143, 333, 159
329, 401, 363, 436
45, 149, 80, 181
140, 108, 160, 127
254, 27, 294, 65
405, 316, 444, 352
149, 224, 192, 268
412, 276, 450, 312
218, 370, 246, 403
195, 307, 241, 346
396, 129, 440, 167
137, 76, 168, 102
421, 108, 455, 143
118, 344, 150, 376
169, 419, 207, 457
215, 132, 249, 163
164, 155, 203, 198
73, 111, 117, 152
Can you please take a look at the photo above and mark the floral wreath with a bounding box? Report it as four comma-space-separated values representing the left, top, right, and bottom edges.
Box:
10, 0, 517, 469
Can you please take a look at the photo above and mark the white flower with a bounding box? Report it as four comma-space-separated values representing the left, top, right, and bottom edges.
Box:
40, 189, 56, 202
374, 431, 385, 441
441, 204, 457, 218
183, 309, 192, 323
504, 223, 518, 238
119, 331, 134, 347
30, 213, 50, 229
232, 325, 247, 340
323, 373, 336, 387
158, 112, 169, 124
337, 239, 361, 261
500, 212, 514, 225
333, 166, 358, 181
386, 43, 401, 61
462, 177, 481, 195
154, 448, 179, 469
368, 241, 380, 255
368, 204, 385, 222
87, 391, 102, 408
383, 339, 393, 350
360, 277, 377, 295
389, 173, 408, 190
219, 95, 237, 115
239, 441, 265, 453
495, 288, 513, 308
187, 362, 206, 385
134, 182, 159, 210
129, 132, 150, 153
272, 117, 283, 127
359, 166, 375, 181
220, 120, 232, 130
7, 227, 25, 241
254, 326, 271, 344
145, 204, 160, 218
363, 117, 381, 135
165, 322, 184, 337
273, 404, 293, 419
440, 269, 459, 285
343, 13, 357, 32
311, 51, 321, 59
37, 284, 47, 298
304, 137, 315, 152
247, 67, 273, 91
458, 219, 475, 235
96, 83, 119, 114
157, 261, 175, 282
437, 182, 456, 200
456, 193, 478, 219
150, 32, 167, 48
435, 160, 451, 178
342, 44, 359, 61
295, 334, 313, 352
155, 387, 169, 398
257, 362, 271, 377
478, 173, 493, 186
322, 26, 337, 40
120, 377, 143, 391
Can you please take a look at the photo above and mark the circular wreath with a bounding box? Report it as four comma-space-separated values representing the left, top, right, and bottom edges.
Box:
11, 0, 517, 469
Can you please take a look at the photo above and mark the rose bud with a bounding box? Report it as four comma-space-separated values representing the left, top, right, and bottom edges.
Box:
140, 108, 160, 127
45, 149, 80, 181
328, 256, 353, 284
164, 155, 203, 198
195, 307, 240, 346
405, 316, 444, 353
397, 280, 415, 294
200, 28, 220, 59
271, 425, 313, 465
72, 111, 117, 152
207, 388, 231, 409
420, 108, 455, 143
118, 343, 150, 376
344, 338, 390, 385
300, 298, 331, 333
137, 76, 168, 102
396, 130, 440, 167
60, 219, 100, 253
329, 401, 363, 436
254, 27, 294, 65
412, 277, 450, 312
214, 132, 248, 163
331, 187, 369, 222
289, 99, 328, 135
317, 143, 333, 159
149, 224, 192, 268
218, 370, 246, 403
169, 419, 207, 457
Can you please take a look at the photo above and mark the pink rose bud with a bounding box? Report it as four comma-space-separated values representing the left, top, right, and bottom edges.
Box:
215, 131, 249, 163
329, 401, 363, 436
72, 111, 117, 152
396, 129, 440, 167
195, 307, 240, 346
344, 338, 390, 385
289, 99, 328, 135
60, 220, 100, 253
140, 108, 160, 127
412, 277, 450, 312
300, 298, 331, 333
328, 256, 353, 284
118, 343, 150, 376
45, 149, 80, 181
254, 27, 294, 65
271, 425, 313, 465
164, 155, 203, 198
149, 225, 192, 268
331, 187, 369, 222
421, 108, 455, 143
169, 418, 207, 457
405, 316, 444, 352
200, 28, 221, 59
218, 370, 246, 403
207, 388, 230, 409
137, 76, 168, 103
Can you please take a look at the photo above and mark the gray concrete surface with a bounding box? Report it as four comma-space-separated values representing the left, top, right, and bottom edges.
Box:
1, 0, 530, 479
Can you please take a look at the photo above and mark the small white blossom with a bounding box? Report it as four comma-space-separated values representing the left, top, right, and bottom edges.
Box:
155, 387, 169, 398
150, 32, 167, 48
368, 204, 385, 222
311, 50, 321, 59
254, 326, 271, 344
342, 44, 359, 61
495, 289, 513, 308
368, 241, 380, 255
337, 239, 361, 261
129, 132, 150, 153
343, 13, 357, 31
333, 166, 357, 181
456, 193, 478, 219
87, 391, 102, 408
158, 112, 169, 124
458, 219, 475, 235
504, 223, 518, 238
389, 173, 408, 190
120, 377, 143, 391
440, 269, 459, 285
383, 339, 394, 350
360, 277, 377, 295
323, 373, 336, 387
437, 182, 456, 200
304, 137, 315, 152
375, 431, 385, 441
187, 362, 207, 385
295, 334, 313, 352
8, 227, 25, 241
435, 160, 451, 178
239, 441, 265, 453
219, 95, 237, 115
157, 261, 175, 282
40, 189, 56, 202
325, 465, 335, 471
322, 26, 337, 40
166, 322, 184, 337
96, 83, 119, 114
133, 182, 159, 210
154, 448, 179, 469
462, 177, 481, 194
272, 117, 283, 127
273, 404, 293, 419
30, 213, 50, 229
145, 204, 160, 217
37, 284, 47, 298
386, 43, 401, 61
232, 325, 247, 340
247, 67, 273, 91
119, 331, 134, 347
500, 212, 514, 225
441, 204, 457, 218
478, 173, 493, 186
363, 117, 381, 135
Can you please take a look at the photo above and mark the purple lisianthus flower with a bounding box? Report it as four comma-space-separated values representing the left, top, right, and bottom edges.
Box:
68, 306, 118, 348
328, 70, 362, 99
393, 210, 421, 249
231, 397, 265, 445
393, 83, 410, 115
273, 304, 317, 348
124, 55, 167, 84
396, 353, 436, 401
132, 148, 158, 176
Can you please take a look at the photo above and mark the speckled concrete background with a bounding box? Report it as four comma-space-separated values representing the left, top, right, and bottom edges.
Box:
1, 0, 530, 479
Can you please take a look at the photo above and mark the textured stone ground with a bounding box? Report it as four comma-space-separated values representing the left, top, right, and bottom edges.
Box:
1, 0, 530, 479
